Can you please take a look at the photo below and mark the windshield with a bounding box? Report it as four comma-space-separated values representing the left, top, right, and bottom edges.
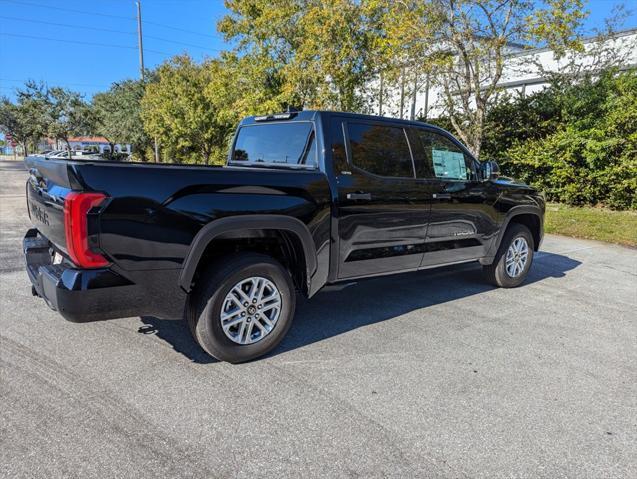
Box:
230, 122, 317, 167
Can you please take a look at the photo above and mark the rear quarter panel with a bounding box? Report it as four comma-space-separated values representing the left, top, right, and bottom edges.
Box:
71, 163, 332, 272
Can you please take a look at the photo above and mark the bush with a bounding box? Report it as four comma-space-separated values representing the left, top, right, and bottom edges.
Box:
481, 69, 637, 210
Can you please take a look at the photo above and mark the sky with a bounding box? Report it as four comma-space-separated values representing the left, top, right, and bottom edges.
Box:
0, 0, 636, 103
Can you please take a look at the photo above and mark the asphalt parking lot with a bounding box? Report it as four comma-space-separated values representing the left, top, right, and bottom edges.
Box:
1, 159, 635, 478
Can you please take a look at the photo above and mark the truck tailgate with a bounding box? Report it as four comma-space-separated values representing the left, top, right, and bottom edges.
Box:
25, 156, 74, 252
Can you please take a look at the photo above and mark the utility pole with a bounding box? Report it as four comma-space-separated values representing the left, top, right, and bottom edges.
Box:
136, 1, 145, 80
136, 1, 159, 162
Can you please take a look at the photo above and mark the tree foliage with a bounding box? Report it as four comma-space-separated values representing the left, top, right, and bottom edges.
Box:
1, 83, 94, 157
426, 0, 586, 157
141, 55, 228, 164
0, 82, 50, 154
0, 97, 28, 153
219, 0, 373, 111
483, 69, 637, 210
47, 87, 95, 157
140, 53, 284, 165
93, 79, 152, 160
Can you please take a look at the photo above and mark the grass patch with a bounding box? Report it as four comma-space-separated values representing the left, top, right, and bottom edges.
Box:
545, 203, 637, 247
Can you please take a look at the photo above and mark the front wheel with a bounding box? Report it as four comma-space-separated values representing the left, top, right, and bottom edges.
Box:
187, 253, 296, 363
483, 224, 534, 288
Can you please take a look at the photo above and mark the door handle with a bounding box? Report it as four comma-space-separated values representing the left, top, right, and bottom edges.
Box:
346, 192, 372, 200
433, 193, 451, 199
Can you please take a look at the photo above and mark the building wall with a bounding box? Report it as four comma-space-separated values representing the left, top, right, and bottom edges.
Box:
371, 29, 637, 120
41, 139, 131, 154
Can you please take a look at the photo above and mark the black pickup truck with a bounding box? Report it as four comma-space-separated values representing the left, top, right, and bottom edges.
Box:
24, 110, 544, 362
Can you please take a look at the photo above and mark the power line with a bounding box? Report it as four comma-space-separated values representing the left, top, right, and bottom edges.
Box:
0, 0, 134, 20
0, 15, 223, 53
0, 78, 110, 88
0, 15, 137, 36
0, 0, 223, 40
142, 19, 222, 40
0, 32, 170, 55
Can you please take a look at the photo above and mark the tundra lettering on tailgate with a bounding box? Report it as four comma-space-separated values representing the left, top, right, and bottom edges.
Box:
30, 202, 49, 226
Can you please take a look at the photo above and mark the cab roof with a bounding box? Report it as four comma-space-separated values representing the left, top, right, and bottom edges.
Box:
239, 110, 440, 130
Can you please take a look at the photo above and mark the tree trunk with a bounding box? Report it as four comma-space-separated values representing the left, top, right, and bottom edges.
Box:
471, 135, 482, 160
399, 68, 405, 119
379, 71, 384, 117
410, 72, 418, 121
65, 139, 72, 159
423, 74, 430, 121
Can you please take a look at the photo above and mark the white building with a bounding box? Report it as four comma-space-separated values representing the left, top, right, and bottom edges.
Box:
43, 136, 131, 155
374, 28, 637, 120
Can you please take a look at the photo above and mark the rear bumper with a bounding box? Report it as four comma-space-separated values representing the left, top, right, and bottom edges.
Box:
24, 228, 185, 322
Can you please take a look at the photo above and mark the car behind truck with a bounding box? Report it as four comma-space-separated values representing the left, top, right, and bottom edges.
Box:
24, 110, 544, 362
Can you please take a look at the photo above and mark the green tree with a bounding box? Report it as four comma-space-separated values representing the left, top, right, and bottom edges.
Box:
483, 69, 637, 209
205, 52, 284, 127
0, 98, 26, 153
47, 87, 95, 158
365, 0, 445, 119
141, 55, 229, 164
219, 0, 372, 111
0, 82, 51, 154
426, 0, 586, 158
93, 79, 152, 160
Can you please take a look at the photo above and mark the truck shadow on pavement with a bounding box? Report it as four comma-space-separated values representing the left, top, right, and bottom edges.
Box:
138, 251, 581, 363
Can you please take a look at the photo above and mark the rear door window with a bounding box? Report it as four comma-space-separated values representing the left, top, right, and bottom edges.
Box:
231, 122, 317, 167
347, 122, 414, 178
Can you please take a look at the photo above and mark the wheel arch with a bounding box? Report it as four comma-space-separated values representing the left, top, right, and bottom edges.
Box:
497, 207, 544, 252
483, 206, 543, 265
178, 215, 318, 295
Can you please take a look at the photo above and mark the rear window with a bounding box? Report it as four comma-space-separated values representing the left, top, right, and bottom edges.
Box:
231, 122, 317, 167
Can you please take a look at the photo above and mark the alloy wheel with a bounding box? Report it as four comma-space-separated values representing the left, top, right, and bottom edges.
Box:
220, 276, 282, 345
505, 237, 529, 278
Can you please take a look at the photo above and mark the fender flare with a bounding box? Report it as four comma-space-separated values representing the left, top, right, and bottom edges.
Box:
489, 206, 544, 258
178, 214, 317, 292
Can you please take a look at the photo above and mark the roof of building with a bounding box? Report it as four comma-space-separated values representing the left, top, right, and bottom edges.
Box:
45, 136, 111, 144
506, 26, 637, 58
67, 136, 110, 143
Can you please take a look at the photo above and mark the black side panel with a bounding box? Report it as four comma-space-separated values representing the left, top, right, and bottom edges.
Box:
178, 215, 318, 293
68, 163, 332, 273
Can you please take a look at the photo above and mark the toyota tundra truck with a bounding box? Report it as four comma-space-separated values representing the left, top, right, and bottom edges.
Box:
23, 110, 544, 362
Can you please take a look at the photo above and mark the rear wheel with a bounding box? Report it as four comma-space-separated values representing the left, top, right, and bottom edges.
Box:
483, 223, 534, 288
187, 253, 296, 363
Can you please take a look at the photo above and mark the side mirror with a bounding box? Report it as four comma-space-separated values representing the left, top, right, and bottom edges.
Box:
480, 160, 500, 181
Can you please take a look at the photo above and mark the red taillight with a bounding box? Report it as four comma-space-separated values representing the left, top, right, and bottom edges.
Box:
64, 192, 110, 268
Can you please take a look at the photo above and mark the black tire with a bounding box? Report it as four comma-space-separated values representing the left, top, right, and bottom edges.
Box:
186, 253, 296, 363
483, 223, 534, 288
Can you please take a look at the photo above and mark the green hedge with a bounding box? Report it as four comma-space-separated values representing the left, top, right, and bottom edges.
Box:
482, 70, 637, 210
